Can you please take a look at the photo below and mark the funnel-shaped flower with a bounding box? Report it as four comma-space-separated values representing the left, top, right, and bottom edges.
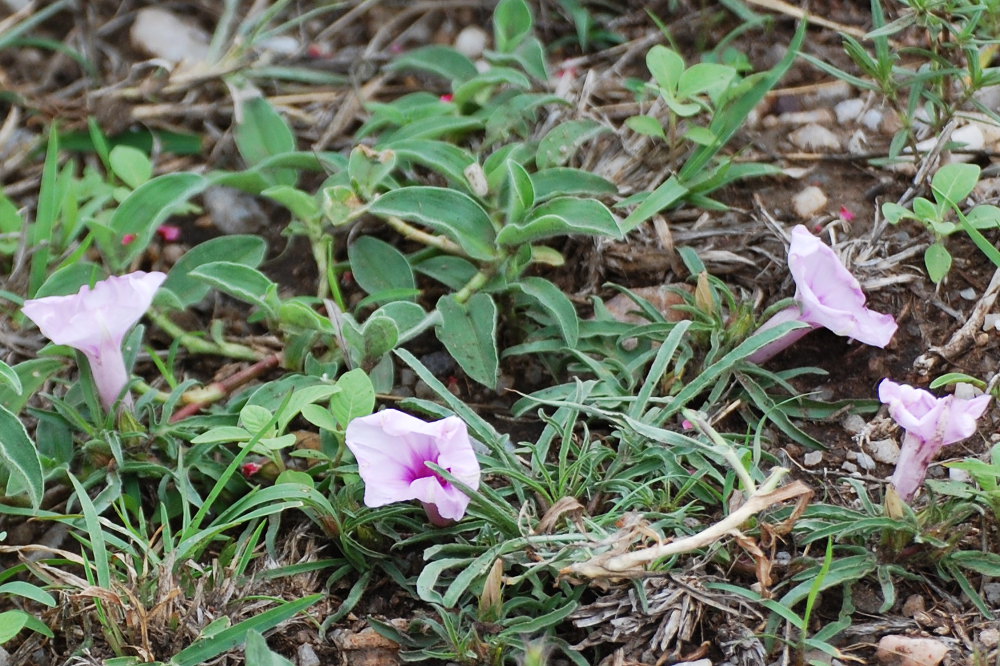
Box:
749, 225, 897, 363
22, 271, 167, 410
345, 409, 480, 525
879, 378, 991, 501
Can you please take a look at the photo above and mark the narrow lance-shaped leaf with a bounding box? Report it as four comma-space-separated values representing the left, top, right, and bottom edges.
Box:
0, 404, 44, 508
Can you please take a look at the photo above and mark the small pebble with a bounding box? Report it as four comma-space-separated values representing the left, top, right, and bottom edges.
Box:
875, 635, 949, 666
959, 287, 977, 300
902, 594, 925, 617
948, 467, 971, 483
841, 461, 858, 474
953, 382, 983, 400
841, 414, 866, 434
414, 380, 437, 401
867, 439, 900, 465
297, 644, 321, 666
789, 123, 841, 151
131, 8, 210, 65
835, 98, 865, 124
856, 452, 876, 471
861, 108, 885, 131
793, 186, 828, 218
803, 451, 824, 467
984, 313, 1000, 331
398, 368, 416, 388
419, 351, 455, 376
980, 627, 999, 649
203, 186, 267, 235
673, 660, 712, 666
454, 26, 489, 59
983, 582, 1000, 605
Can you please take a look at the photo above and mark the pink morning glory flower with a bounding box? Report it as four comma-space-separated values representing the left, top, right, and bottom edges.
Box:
879, 379, 991, 502
21, 271, 167, 410
749, 225, 897, 363
345, 409, 481, 525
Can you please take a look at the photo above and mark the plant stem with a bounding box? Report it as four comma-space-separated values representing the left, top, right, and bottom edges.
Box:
383, 215, 465, 255
147, 309, 263, 361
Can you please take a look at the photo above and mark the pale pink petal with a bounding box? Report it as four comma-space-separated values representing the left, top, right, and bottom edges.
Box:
344, 409, 480, 522
750, 227, 897, 363
879, 378, 991, 501
789, 225, 897, 347
21, 271, 166, 409
746, 306, 817, 363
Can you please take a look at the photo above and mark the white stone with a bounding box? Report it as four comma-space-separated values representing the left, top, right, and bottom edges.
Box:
842, 414, 867, 434
949, 467, 971, 483
131, 8, 210, 65
454, 26, 489, 59
673, 660, 712, 666
867, 439, 900, 465
803, 451, 824, 467
959, 287, 977, 300
835, 98, 865, 124
980, 627, 1000, 649
793, 186, 828, 218
984, 313, 1000, 331
297, 644, 321, 666
856, 452, 876, 471
953, 382, 984, 400
789, 123, 841, 151
861, 109, 885, 131
841, 461, 858, 473
875, 635, 949, 666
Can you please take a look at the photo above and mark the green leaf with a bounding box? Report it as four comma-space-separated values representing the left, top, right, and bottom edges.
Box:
966, 204, 1000, 230
625, 114, 666, 140
162, 235, 268, 308
530, 167, 618, 200
436, 293, 499, 389
924, 243, 952, 284
646, 45, 685, 92
372, 301, 428, 342
0, 359, 64, 415
108, 172, 209, 267
0, 610, 28, 644
169, 595, 322, 666
379, 116, 483, 144
932, 163, 979, 207
261, 185, 319, 222
452, 67, 532, 108
361, 316, 399, 364
190, 262, 278, 315
34, 262, 105, 299
504, 160, 534, 224
497, 196, 621, 245
0, 360, 21, 395
235, 96, 296, 187
678, 63, 736, 101
494, 0, 533, 53
0, 581, 54, 607
536, 119, 611, 169
0, 193, 21, 255
348, 236, 415, 297
348, 146, 397, 198
331, 368, 376, 428
368, 187, 497, 261
301, 404, 340, 432
621, 175, 689, 233
387, 45, 478, 82
108, 145, 153, 189
244, 630, 295, 666
384, 139, 477, 192
881, 201, 912, 224
515, 277, 579, 346
0, 404, 44, 508
414, 255, 479, 290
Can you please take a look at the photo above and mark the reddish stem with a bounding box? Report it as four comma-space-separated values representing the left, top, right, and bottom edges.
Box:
169, 353, 282, 422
